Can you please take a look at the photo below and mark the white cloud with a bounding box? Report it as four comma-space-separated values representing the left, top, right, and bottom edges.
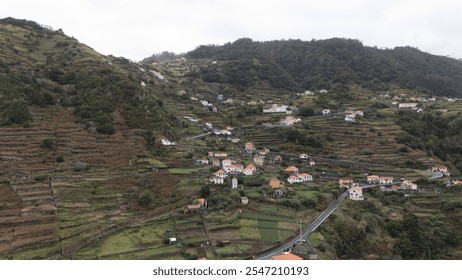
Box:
1, 0, 462, 60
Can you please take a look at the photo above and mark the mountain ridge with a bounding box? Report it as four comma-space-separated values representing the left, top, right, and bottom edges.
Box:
182, 37, 462, 97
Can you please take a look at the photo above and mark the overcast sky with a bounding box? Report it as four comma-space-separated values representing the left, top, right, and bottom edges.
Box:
2, 0, 462, 61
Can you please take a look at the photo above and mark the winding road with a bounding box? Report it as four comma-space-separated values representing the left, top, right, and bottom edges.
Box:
255, 190, 349, 260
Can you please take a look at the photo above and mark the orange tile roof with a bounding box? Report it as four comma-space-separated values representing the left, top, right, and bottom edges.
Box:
270, 179, 281, 189
216, 169, 226, 174
284, 166, 298, 172
272, 252, 303, 260
298, 173, 311, 177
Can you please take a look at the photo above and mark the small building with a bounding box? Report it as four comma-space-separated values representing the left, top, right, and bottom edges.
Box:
195, 158, 209, 166
184, 204, 201, 214
253, 155, 265, 166
274, 189, 284, 198
244, 142, 256, 152
431, 165, 448, 173
231, 177, 238, 189
284, 166, 299, 174
215, 169, 228, 178
339, 177, 354, 187
379, 176, 394, 185
272, 252, 303, 260
349, 186, 364, 201
309, 159, 316, 166
345, 114, 356, 122
210, 176, 224, 184
222, 159, 234, 167
401, 180, 418, 190
274, 155, 283, 163
298, 173, 313, 182
161, 139, 176, 146
398, 103, 418, 109
210, 158, 221, 167
299, 153, 309, 159
197, 198, 206, 208
322, 109, 331, 115
168, 237, 177, 244
243, 164, 257, 176
241, 197, 249, 205
223, 164, 243, 174
366, 175, 380, 183
269, 178, 281, 189
215, 152, 228, 158
287, 175, 301, 184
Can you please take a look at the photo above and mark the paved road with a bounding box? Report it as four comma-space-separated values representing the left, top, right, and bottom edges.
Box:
255, 190, 349, 260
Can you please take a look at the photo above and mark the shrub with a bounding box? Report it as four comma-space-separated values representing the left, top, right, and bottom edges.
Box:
96, 123, 115, 134
41, 138, 55, 150
139, 190, 155, 209
1, 100, 32, 125
74, 161, 89, 172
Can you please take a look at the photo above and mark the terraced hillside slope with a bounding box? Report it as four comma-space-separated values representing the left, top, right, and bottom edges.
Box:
1, 18, 462, 260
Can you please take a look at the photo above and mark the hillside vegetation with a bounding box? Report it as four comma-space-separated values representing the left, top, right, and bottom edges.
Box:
1, 18, 462, 260
184, 38, 462, 96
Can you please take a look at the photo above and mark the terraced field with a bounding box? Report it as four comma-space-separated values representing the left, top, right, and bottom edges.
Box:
0, 105, 182, 259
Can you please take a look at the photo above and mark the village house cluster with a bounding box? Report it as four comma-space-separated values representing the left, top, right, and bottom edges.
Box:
340, 174, 422, 201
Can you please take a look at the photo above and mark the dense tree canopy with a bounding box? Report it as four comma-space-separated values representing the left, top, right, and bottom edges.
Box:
188, 38, 462, 96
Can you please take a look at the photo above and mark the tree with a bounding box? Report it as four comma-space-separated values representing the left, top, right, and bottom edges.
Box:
1, 100, 32, 125
139, 190, 155, 208
200, 185, 211, 198
41, 138, 55, 150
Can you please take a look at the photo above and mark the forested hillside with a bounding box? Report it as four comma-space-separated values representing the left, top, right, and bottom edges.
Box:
0, 17, 176, 136
186, 38, 462, 96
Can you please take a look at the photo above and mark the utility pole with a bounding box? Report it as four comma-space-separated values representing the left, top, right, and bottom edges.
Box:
299, 219, 303, 243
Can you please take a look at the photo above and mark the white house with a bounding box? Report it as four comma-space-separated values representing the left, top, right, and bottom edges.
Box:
309, 159, 316, 166
287, 173, 312, 184
339, 178, 354, 187
431, 165, 448, 173
231, 177, 238, 189
355, 110, 364, 117
366, 175, 380, 183
222, 159, 234, 167
161, 139, 176, 146
263, 104, 288, 113
244, 142, 256, 152
287, 175, 301, 184
215, 169, 228, 178
284, 166, 299, 174
243, 164, 256, 176
379, 177, 394, 185
210, 176, 224, 184
401, 180, 418, 190
196, 158, 209, 165
210, 158, 221, 167
298, 173, 313, 182
280, 115, 301, 126
322, 109, 331, 115
299, 153, 309, 159
241, 197, 249, 205
223, 164, 243, 174
345, 114, 356, 122
349, 186, 364, 201
253, 155, 265, 166
398, 103, 418, 109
